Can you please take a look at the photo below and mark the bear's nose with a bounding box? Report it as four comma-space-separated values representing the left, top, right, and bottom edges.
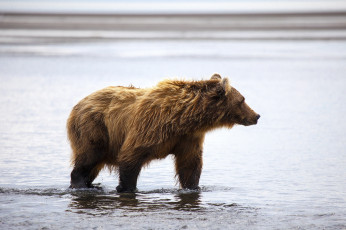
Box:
256, 114, 261, 120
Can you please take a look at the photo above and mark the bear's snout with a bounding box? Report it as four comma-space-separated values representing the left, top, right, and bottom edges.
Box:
252, 113, 261, 125
253, 114, 261, 124
241, 113, 260, 126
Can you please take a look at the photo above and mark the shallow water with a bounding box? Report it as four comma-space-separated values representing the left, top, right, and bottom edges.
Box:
0, 40, 346, 229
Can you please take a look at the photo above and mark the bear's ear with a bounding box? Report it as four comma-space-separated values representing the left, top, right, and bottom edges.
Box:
221, 78, 231, 95
210, 73, 222, 80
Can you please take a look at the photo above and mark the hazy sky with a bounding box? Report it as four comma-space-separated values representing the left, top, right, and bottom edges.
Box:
0, 0, 345, 13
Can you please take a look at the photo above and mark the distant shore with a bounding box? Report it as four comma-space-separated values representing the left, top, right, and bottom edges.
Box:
1, 11, 346, 43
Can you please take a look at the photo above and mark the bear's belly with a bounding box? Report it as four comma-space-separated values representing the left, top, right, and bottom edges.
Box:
151, 139, 178, 160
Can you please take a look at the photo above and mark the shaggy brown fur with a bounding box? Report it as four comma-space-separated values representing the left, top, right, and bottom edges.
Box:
67, 73, 260, 192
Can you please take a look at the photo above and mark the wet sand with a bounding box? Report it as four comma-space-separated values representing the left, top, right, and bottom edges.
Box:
1, 11, 346, 43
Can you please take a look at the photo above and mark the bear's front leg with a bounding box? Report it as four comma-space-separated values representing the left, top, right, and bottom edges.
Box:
116, 161, 142, 193
174, 146, 203, 190
174, 135, 204, 190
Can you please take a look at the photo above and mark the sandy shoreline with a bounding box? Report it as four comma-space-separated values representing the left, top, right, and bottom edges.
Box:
2, 11, 346, 31
1, 11, 346, 42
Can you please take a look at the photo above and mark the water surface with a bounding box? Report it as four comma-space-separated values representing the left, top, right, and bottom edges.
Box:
0, 40, 346, 229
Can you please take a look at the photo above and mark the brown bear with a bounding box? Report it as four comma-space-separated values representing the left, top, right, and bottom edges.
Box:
67, 74, 260, 192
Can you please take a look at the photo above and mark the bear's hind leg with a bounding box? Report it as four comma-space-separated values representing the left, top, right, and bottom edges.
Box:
116, 148, 151, 193
116, 161, 142, 193
85, 163, 105, 188
70, 151, 105, 189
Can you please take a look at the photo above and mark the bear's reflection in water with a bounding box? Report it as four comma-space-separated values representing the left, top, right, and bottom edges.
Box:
68, 189, 205, 215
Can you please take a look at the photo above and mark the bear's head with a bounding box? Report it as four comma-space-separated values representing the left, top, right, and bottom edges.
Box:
210, 73, 260, 127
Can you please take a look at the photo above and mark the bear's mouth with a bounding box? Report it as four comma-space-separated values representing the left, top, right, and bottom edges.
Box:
241, 119, 257, 126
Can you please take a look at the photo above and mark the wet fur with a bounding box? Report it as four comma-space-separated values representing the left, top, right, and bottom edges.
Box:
67, 74, 259, 192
